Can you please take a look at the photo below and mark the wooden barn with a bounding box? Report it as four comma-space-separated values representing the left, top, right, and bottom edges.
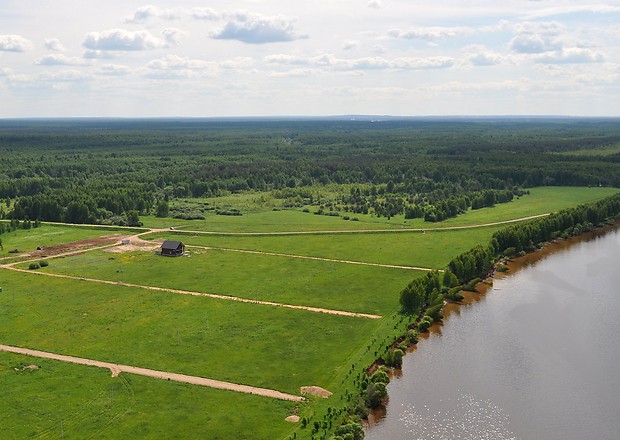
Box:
160, 240, 185, 257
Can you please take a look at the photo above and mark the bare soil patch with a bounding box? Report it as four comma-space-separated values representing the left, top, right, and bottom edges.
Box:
29, 234, 128, 258
105, 236, 163, 253
300, 386, 332, 398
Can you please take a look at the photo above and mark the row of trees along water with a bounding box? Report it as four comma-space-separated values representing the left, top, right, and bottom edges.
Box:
322, 193, 620, 440
401, 192, 620, 316
1, 119, 620, 225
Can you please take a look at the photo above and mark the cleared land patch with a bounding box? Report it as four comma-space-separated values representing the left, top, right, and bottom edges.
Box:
0, 270, 380, 395
19, 248, 415, 315
0, 344, 303, 401
0, 352, 294, 440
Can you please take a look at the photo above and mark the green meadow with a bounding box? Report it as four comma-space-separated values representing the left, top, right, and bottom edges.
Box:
0, 270, 379, 394
156, 227, 503, 269
1, 186, 617, 439
0, 352, 294, 440
140, 187, 619, 233
24, 249, 416, 315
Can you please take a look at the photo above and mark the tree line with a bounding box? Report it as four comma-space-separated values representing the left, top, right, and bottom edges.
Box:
400, 192, 620, 314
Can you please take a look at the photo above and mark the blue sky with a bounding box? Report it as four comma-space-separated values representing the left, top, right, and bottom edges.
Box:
1, 0, 619, 117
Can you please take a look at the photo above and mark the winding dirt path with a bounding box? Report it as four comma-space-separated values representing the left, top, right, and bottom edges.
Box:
0, 344, 303, 402
188, 245, 437, 272
0, 265, 381, 319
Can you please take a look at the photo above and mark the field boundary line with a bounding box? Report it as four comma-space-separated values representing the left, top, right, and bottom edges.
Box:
0, 266, 381, 319
188, 245, 437, 272
0, 344, 303, 402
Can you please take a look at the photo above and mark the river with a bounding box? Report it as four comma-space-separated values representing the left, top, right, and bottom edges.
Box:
366, 226, 620, 440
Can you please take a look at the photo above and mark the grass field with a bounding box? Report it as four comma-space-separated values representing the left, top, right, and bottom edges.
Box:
21, 249, 417, 315
0, 352, 293, 440
0, 224, 132, 259
0, 270, 381, 395
152, 226, 504, 269
140, 187, 618, 232
1, 186, 617, 439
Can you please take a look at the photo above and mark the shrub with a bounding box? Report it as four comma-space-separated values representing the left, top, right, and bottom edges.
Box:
38, 260, 49, 267
28, 262, 40, 270
407, 329, 420, 344
370, 368, 389, 385
365, 381, 387, 408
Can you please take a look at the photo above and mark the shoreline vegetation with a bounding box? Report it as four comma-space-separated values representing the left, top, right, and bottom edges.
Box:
327, 192, 620, 440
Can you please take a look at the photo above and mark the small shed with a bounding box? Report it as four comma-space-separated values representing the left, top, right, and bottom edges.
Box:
160, 240, 185, 257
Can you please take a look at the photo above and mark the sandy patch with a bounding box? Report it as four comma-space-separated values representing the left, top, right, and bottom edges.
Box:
285, 415, 300, 423
105, 237, 163, 253
300, 386, 332, 398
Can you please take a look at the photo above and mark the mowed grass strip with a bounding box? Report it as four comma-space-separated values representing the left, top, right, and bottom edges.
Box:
0, 270, 380, 394
25, 249, 416, 315
0, 352, 294, 440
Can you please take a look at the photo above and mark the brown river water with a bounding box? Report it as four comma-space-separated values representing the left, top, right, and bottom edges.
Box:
366, 225, 620, 440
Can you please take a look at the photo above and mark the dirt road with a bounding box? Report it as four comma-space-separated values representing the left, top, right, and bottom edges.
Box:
188, 244, 437, 272
0, 344, 303, 402
1, 265, 381, 319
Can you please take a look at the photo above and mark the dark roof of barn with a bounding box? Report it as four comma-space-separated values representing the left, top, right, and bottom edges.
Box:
161, 240, 183, 250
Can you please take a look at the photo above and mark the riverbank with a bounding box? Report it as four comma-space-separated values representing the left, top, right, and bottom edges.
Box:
365, 219, 620, 438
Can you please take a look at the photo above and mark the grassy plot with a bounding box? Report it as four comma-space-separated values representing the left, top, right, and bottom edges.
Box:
0, 224, 129, 257
140, 186, 618, 233
18, 248, 415, 315
0, 270, 380, 394
140, 209, 411, 233
153, 227, 500, 270
433, 186, 620, 227
0, 352, 294, 440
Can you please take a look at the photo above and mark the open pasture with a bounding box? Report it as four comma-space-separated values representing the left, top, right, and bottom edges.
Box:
151, 227, 499, 270
140, 186, 618, 233
19, 248, 416, 315
0, 352, 294, 440
0, 270, 380, 395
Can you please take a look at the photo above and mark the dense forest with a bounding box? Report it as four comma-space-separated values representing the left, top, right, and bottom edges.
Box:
1, 117, 619, 225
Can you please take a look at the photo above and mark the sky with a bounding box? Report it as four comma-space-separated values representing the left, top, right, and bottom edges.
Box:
1, 0, 619, 117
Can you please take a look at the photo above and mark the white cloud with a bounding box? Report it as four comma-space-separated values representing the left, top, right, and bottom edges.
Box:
523, 4, 620, 19
83, 50, 114, 59
83, 29, 168, 51
509, 34, 561, 53
39, 69, 92, 82
0, 35, 33, 52
266, 53, 454, 71
147, 54, 213, 71
100, 64, 131, 76
211, 12, 306, 44
535, 48, 605, 64
509, 21, 564, 53
368, 0, 382, 8
191, 7, 220, 20
342, 40, 358, 51
34, 54, 90, 66
162, 28, 185, 46
44, 38, 67, 52
125, 5, 183, 23
389, 26, 476, 41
